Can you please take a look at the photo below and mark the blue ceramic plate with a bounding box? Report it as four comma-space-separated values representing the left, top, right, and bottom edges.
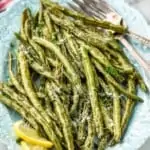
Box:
0, 0, 150, 149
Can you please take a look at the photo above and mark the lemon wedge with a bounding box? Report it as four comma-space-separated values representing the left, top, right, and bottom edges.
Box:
13, 120, 53, 148
21, 141, 47, 150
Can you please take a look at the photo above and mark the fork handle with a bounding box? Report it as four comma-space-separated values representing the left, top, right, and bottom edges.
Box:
127, 31, 150, 47
119, 36, 150, 72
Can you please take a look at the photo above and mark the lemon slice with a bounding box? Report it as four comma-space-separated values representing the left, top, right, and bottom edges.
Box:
21, 141, 47, 150
13, 120, 53, 148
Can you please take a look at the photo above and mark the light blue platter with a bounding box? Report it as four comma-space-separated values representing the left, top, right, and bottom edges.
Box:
0, 0, 150, 150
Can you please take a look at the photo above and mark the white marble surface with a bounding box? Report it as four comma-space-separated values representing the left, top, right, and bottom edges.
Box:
127, 0, 150, 23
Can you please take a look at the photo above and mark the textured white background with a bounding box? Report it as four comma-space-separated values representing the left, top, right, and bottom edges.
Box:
127, 0, 150, 24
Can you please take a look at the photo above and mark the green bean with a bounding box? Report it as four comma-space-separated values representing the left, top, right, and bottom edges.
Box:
42, 0, 126, 33
82, 43, 111, 66
82, 119, 95, 150
38, 80, 63, 139
54, 100, 74, 150
39, 76, 46, 91
81, 45, 104, 136
8, 52, 25, 94
63, 32, 84, 77
15, 33, 41, 63
62, 42, 83, 80
96, 46, 134, 74
52, 82, 72, 108
24, 49, 54, 80
44, 98, 58, 122
109, 84, 121, 143
24, 19, 32, 40
41, 25, 50, 40
74, 20, 103, 34
50, 12, 117, 52
63, 30, 80, 61
74, 20, 121, 51
50, 14, 133, 73
18, 50, 52, 124
98, 134, 109, 150
20, 8, 31, 41
53, 25, 74, 82
93, 65, 114, 134
0, 94, 39, 131
37, 91, 46, 99
121, 76, 136, 136
53, 25, 67, 56
0, 84, 62, 150
135, 72, 148, 92
0, 83, 49, 126
39, 0, 44, 24
64, 37, 77, 62
49, 14, 121, 53
20, 11, 26, 40
45, 81, 64, 121
46, 81, 74, 150
15, 33, 28, 45
77, 102, 89, 146
33, 37, 82, 91
100, 102, 113, 134
104, 50, 134, 74
79, 42, 124, 82
33, 11, 39, 28
23, 8, 33, 38
44, 10, 53, 36
138, 78, 148, 92
23, 117, 40, 132
47, 57, 60, 67
28, 39, 46, 64
98, 77, 110, 95
44, 81, 59, 121
77, 121, 87, 146
70, 87, 80, 116
93, 59, 143, 102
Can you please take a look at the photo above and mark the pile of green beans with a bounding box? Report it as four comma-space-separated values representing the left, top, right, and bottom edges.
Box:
0, 0, 148, 149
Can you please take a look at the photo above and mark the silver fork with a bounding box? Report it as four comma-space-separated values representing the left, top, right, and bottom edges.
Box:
68, 0, 150, 83
68, 0, 150, 46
